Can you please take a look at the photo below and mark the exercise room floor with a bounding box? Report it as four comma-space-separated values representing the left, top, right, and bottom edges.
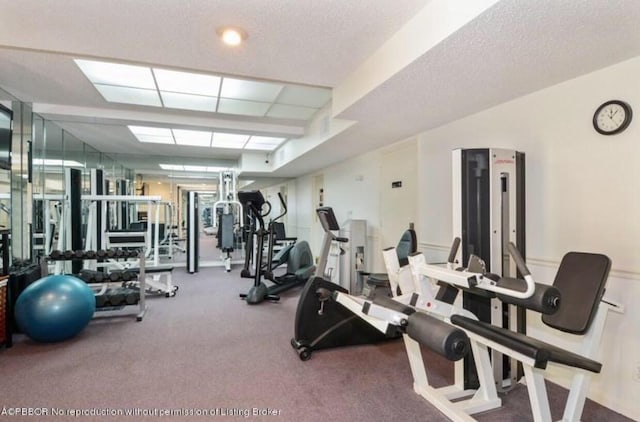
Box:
0, 266, 633, 421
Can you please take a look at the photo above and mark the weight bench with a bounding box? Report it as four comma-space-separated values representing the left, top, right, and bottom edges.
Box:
449, 252, 623, 422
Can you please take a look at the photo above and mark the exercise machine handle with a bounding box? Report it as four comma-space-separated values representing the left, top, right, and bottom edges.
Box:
270, 192, 288, 222
508, 242, 530, 276
484, 242, 535, 300
447, 238, 461, 264
335, 237, 349, 243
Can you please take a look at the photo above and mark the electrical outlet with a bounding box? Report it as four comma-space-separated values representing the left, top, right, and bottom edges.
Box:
633, 363, 640, 383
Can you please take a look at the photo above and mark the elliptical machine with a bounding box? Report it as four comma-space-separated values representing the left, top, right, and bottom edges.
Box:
291, 207, 400, 360
238, 190, 315, 305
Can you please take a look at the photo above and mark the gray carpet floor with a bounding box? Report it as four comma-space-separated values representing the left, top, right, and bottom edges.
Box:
0, 266, 633, 421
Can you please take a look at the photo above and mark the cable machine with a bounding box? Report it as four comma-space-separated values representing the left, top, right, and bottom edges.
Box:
452, 148, 525, 392
212, 171, 243, 272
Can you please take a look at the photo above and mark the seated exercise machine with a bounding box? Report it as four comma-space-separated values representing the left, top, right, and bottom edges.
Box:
341, 237, 621, 422
359, 224, 417, 298
238, 190, 315, 305
290, 206, 406, 360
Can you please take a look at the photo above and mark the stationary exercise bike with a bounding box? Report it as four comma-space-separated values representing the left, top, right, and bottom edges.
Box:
290, 207, 406, 360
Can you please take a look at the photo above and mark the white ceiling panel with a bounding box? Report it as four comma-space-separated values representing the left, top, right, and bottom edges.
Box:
95, 85, 161, 107
153, 68, 221, 96
220, 78, 283, 102
75, 59, 155, 89
160, 91, 217, 112
172, 129, 212, 147
211, 132, 250, 149
217, 98, 270, 117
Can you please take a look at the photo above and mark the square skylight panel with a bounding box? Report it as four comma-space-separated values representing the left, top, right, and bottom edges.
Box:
183, 165, 209, 172
160, 92, 217, 112
75, 59, 156, 89
96, 85, 161, 107
33, 158, 85, 167
211, 132, 250, 149
217, 98, 270, 117
153, 69, 221, 96
129, 126, 174, 144
172, 129, 212, 147
159, 164, 185, 171
220, 78, 283, 102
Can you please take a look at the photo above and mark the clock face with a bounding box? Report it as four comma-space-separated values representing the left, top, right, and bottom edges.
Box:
593, 100, 632, 135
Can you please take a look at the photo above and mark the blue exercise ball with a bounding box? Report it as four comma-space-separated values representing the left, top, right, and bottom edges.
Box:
14, 274, 96, 343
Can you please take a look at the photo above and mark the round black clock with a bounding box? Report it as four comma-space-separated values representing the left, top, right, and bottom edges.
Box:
593, 100, 632, 135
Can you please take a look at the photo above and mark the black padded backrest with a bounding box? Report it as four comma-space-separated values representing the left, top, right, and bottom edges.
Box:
272, 221, 286, 240
396, 229, 417, 267
542, 252, 610, 334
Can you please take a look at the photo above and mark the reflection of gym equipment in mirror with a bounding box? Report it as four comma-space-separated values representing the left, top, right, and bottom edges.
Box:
186, 171, 245, 273
41, 168, 178, 300
212, 171, 243, 272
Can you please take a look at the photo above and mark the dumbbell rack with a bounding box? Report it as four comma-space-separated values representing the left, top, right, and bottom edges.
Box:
41, 249, 147, 322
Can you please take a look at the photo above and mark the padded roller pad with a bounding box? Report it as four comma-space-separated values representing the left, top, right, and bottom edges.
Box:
371, 295, 415, 316
496, 278, 561, 315
450, 314, 601, 373
407, 312, 470, 361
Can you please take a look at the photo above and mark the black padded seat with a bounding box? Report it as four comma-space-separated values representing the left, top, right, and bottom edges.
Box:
450, 314, 600, 372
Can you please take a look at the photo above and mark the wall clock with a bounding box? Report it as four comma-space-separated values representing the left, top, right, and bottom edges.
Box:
593, 100, 632, 135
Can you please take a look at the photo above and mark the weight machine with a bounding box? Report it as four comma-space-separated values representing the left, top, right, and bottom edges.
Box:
212, 171, 243, 272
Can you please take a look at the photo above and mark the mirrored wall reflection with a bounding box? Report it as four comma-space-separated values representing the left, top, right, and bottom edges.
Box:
0, 88, 18, 267
31, 114, 133, 259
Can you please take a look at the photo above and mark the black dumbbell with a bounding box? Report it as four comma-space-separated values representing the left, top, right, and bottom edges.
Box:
78, 269, 95, 283
124, 289, 139, 305
109, 271, 122, 282
106, 249, 116, 258
121, 271, 133, 282
115, 249, 125, 258
85, 250, 97, 259
96, 249, 107, 259
93, 271, 105, 283
63, 250, 75, 260
107, 288, 125, 306
74, 250, 85, 259
49, 250, 63, 260
95, 294, 108, 308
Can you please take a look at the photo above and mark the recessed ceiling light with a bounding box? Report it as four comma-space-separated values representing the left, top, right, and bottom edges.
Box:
218, 27, 247, 46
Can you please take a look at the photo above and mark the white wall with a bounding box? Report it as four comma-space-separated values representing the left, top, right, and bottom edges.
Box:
417, 56, 640, 419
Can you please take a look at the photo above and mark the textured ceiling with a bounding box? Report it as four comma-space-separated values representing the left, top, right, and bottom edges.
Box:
0, 0, 429, 87
1, 0, 640, 183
